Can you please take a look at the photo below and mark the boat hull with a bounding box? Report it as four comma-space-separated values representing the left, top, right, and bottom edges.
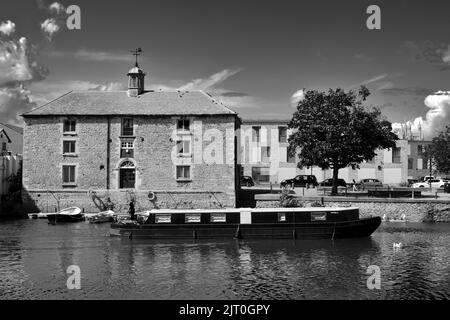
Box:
110, 217, 381, 240
47, 213, 84, 223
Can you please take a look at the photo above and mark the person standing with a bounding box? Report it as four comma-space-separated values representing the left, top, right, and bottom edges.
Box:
128, 201, 135, 220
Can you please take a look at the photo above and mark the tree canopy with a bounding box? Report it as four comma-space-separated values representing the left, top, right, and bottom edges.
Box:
288, 86, 398, 194
426, 126, 450, 174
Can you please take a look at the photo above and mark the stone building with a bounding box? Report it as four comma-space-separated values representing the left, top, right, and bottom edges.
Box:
21, 62, 239, 212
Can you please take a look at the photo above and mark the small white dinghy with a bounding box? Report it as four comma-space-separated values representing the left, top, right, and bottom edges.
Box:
86, 210, 115, 224
47, 207, 83, 223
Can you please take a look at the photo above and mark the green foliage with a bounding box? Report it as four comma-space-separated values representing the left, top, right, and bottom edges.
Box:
279, 189, 302, 208
288, 86, 398, 194
426, 126, 450, 174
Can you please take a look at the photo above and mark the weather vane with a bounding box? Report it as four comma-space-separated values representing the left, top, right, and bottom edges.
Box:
131, 48, 143, 67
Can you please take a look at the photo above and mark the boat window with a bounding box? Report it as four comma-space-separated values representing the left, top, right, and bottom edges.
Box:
155, 214, 171, 223
185, 213, 201, 223
210, 213, 226, 223
311, 212, 327, 221
278, 213, 286, 222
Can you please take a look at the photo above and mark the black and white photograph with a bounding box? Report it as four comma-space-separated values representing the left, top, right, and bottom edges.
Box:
0, 0, 449, 308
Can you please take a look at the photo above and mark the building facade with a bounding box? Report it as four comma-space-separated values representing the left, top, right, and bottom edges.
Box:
240, 119, 432, 186
0, 122, 23, 156
22, 63, 239, 212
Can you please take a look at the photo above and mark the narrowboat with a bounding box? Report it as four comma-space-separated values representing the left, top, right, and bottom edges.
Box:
109, 207, 381, 239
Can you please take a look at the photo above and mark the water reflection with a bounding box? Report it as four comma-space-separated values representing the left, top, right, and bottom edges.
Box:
0, 220, 449, 299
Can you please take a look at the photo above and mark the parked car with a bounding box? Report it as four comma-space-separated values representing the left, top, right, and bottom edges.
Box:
240, 176, 255, 187
357, 178, 383, 188
280, 175, 318, 189
412, 179, 449, 189
419, 175, 435, 182
318, 178, 347, 187
407, 179, 420, 187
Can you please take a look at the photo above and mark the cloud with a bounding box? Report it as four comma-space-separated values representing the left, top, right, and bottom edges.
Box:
392, 91, 450, 139
0, 20, 16, 36
41, 18, 60, 40
38, 2, 68, 41
49, 2, 65, 14
0, 37, 49, 87
401, 41, 450, 71
379, 87, 434, 97
0, 86, 37, 124
0, 36, 48, 124
219, 91, 249, 98
178, 68, 243, 91
73, 49, 132, 62
348, 74, 388, 90
354, 53, 373, 62
290, 89, 305, 108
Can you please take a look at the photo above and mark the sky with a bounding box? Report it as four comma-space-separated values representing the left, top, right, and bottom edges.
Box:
1, 0, 450, 138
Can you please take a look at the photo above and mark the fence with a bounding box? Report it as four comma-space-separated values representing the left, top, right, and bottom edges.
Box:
0, 154, 22, 199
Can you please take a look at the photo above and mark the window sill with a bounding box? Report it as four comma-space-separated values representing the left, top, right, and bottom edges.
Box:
119, 135, 136, 139
176, 179, 192, 183
63, 153, 78, 157
62, 183, 77, 187
63, 132, 77, 136
176, 130, 192, 135
177, 154, 192, 158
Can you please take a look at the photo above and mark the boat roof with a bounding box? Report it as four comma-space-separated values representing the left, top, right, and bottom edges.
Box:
146, 207, 359, 214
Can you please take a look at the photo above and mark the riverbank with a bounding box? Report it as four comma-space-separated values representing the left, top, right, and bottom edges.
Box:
254, 194, 450, 222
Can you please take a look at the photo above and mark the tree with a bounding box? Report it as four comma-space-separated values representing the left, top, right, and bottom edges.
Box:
288, 86, 398, 194
426, 126, 450, 174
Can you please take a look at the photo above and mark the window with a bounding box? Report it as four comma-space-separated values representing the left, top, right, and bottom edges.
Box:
155, 214, 171, 223
210, 213, 226, 223
261, 146, 271, 162
185, 214, 201, 223
122, 118, 134, 136
408, 158, 413, 170
177, 119, 190, 131
1, 142, 6, 151
423, 158, 428, 170
392, 147, 401, 163
176, 140, 191, 156
252, 126, 260, 143
63, 120, 76, 133
176, 165, 191, 181
120, 141, 134, 158
278, 213, 286, 222
63, 141, 76, 154
311, 212, 327, 222
418, 145, 423, 157
62, 165, 76, 184
279, 127, 287, 143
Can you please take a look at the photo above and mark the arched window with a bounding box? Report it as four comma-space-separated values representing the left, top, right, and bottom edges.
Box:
119, 161, 135, 188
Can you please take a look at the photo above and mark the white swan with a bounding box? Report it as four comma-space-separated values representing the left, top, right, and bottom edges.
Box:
393, 242, 402, 249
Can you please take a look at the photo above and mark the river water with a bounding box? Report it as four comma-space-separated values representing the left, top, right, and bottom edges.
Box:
0, 219, 449, 300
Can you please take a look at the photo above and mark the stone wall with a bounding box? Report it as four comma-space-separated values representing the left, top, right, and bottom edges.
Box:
22, 115, 237, 212
255, 198, 450, 223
